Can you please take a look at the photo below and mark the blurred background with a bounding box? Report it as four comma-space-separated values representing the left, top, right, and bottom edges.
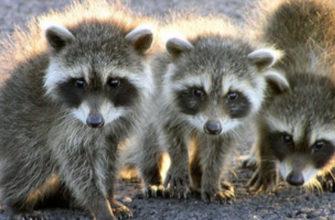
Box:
0, 0, 252, 39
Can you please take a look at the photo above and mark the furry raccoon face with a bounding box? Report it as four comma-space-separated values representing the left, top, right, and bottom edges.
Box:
163, 36, 288, 135
43, 23, 153, 128
263, 75, 335, 186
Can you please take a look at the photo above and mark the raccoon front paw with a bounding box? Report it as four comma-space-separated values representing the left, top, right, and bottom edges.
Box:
247, 168, 277, 193
143, 184, 164, 198
164, 171, 190, 199
320, 175, 335, 192
109, 199, 133, 220
241, 155, 257, 170
201, 182, 235, 203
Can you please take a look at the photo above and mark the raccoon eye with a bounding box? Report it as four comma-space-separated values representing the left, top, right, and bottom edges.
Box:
74, 78, 86, 89
192, 88, 205, 98
312, 140, 326, 152
108, 78, 121, 89
282, 133, 294, 145
226, 91, 239, 101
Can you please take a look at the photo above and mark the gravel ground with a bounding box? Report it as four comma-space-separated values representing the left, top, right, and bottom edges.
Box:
0, 0, 334, 219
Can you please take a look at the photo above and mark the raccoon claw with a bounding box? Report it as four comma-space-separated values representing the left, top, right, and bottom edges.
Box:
144, 184, 164, 198
21, 213, 43, 220
247, 168, 277, 193
109, 199, 133, 220
164, 172, 190, 199
201, 182, 235, 203
321, 175, 335, 192
241, 155, 257, 170
164, 188, 190, 200
221, 181, 235, 199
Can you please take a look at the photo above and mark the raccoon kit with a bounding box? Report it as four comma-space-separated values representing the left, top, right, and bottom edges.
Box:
0, 1, 155, 219
247, 0, 335, 192
136, 15, 289, 202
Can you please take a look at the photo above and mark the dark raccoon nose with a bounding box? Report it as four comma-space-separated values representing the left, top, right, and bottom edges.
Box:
204, 120, 222, 135
86, 113, 105, 128
286, 171, 304, 186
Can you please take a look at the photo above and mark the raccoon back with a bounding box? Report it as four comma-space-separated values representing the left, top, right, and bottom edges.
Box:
249, 0, 335, 76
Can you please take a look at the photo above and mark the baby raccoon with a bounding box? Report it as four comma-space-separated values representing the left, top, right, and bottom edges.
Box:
0, 1, 155, 219
137, 15, 289, 202
247, 0, 335, 192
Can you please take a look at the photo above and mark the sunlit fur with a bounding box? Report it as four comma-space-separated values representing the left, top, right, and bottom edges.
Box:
247, 0, 335, 193
0, 0, 156, 218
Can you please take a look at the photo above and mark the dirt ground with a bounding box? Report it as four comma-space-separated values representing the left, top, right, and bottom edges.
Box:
0, 0, 334, 219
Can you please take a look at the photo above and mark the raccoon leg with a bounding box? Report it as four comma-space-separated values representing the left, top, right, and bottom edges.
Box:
0, 159, 55, 215
138, 127, 164, 198
320, 169, 335, 192
247, 135, 278, 193
57, 150, 115, 220
241, 143, 257, 170
189, 145, 202, 193
198, 138, 235, 203
163, 127, 190, 199
34, 182, 74, 210
105, 139, 133, 219
108, 199, 133, 220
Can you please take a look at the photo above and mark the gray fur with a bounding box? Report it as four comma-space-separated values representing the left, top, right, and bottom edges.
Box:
0, 2, 155, 219
247, 0, 335, 192
135, 15, 285, 202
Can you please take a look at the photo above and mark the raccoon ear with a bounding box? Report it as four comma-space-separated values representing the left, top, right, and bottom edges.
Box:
45, 24, 75, 52
248, 48, 283, 70
265, 70, 290, 93
126, 26, 153, 54
166, 37, 194, 58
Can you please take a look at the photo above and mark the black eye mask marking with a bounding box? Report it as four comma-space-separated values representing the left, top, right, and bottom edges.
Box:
175, 87, 207, 115
224, 91, 251, 118
268, 132, 294, 161
56, 78, 86, 108
311, 140, 335, 168
55, 76, 139, 108
106, 77, 139, 107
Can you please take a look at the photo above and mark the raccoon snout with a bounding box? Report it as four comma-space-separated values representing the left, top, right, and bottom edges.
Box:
86, 113, 105, 128
286, 171, 304, 186
204, 120, 222, 135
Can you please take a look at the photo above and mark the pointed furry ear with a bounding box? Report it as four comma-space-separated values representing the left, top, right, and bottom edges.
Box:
45, 24, 75, 52
265, 70, 290, 93
248, 48, 283, 70
126, 26, 153, 54
166, 37, 194, 58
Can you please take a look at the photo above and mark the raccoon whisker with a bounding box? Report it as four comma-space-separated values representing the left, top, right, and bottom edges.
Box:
329, 171, 335, 181
230, 129, 243, 140
229, 169, 238, 178
306, 178, 322, 193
